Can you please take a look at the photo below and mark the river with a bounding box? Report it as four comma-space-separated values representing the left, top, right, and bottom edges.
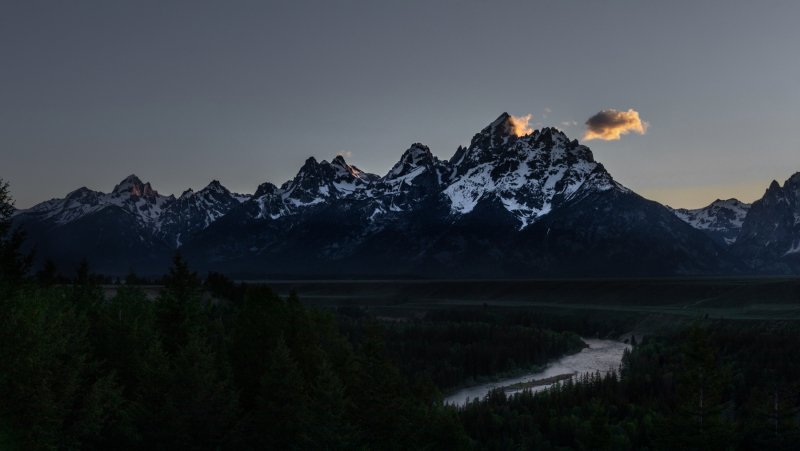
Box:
444, 338, 631, 407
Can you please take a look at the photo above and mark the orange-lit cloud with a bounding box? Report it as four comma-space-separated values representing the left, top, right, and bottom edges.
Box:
509, 114, 533, 136
584, 108, 648, 141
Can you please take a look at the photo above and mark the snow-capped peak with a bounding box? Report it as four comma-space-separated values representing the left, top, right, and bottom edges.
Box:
280, 155, 378, 208
378, 143, 452, 213
672, 198, 751, 245
19, 175, 172, 227
330, 155, 375, 183
444, 119, 619, 229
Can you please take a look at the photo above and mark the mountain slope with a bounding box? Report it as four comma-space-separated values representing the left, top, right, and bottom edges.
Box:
733, 174, 800, 272
157, 180, 250, 247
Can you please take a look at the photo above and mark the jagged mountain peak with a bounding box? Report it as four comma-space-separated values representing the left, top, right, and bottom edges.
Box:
202, 180, 230, 194
254, 182, 279, 198
386, 143, 440, 181
118, 173, 143, 185
444, 120, 619, 228
734, 172, 800, 266
453, 117, 579, 174
455, 113, 519, 167
175, 180, 233, 200
528, 127, 572, 146
404, 142, 432, 159
757, 174, 800, 208
711, 198, 748, 208
484, 112, 514, 135
112, 174, 141, 190
785, 173, 800, 197
111, 174, 160, 198
329, 155, 375, 182
292, 155, 362, 179
280, 154, 376, 207
762, 180, 789, 207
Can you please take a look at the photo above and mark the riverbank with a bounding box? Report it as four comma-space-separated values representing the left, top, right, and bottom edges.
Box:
444, 338, 630, 407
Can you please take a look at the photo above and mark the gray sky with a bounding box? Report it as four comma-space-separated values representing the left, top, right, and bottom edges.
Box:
3, 0, 799, 209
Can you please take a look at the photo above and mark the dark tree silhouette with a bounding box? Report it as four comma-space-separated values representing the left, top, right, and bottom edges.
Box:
0, 179, 32, 291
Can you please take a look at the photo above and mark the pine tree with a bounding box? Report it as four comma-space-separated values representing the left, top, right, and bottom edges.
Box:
70, 259, 104, 312
229, 285, 287, 410
155, 252, 203, 354
0, 179, 32, 293
36, 259, 59, 286
252, 335, 312, 448
308, 357, 354, 449
669, 326, 732, 449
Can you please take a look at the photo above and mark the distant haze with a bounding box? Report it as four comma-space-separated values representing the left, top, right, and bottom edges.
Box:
3, 0, 799, 209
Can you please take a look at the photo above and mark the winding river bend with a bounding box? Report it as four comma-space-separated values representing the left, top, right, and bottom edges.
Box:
444, 338, 630, 407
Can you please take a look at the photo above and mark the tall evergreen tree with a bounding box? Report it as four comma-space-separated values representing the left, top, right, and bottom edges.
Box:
0, 179, 32, 293
155, 252, 203, 355
36, 259, 59, 287
252, 335, 312, 449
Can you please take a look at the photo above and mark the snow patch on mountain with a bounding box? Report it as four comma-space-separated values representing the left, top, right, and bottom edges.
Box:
786, 239, 800, 255
672, 199, 751, 244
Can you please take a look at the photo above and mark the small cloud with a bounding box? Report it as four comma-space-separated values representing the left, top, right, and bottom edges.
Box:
584, 108, 649, 141
560, 120, 578, 128
336, 150, 353, 158
542, 107, 552, 119
509, 114, 533, 136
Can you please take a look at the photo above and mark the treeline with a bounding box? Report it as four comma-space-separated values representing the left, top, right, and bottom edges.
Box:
337, 313, 585, 390
458, 323, 800, 450
424, 307, 641, 340
33, 257, 186, 286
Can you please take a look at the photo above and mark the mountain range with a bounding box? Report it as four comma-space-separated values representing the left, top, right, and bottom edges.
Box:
12, 113, 800, 277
